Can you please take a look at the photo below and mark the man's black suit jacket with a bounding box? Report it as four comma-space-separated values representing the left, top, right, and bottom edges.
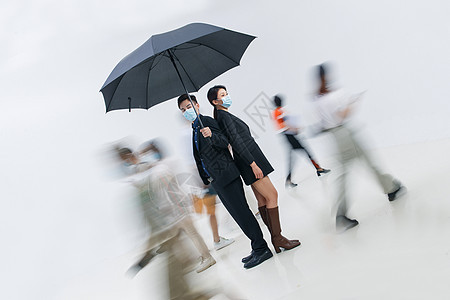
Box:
192, 115, 240, 188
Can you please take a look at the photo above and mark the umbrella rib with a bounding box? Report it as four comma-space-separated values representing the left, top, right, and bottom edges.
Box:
105, 75, 124, 112
149, 52, 166, 70
145, 52, 164, 109
173, 44, 199, 50
170, 50, 199, 90
106, 54, 164, 112
185, 42, 240, 65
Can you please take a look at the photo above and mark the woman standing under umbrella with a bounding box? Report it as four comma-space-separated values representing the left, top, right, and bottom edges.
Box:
207, 85, 301, 253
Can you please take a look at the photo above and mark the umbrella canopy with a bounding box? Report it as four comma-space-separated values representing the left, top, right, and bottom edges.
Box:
100, 23, 256, 112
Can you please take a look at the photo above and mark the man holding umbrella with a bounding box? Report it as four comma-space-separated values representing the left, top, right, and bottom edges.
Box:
178, 94, 273, 269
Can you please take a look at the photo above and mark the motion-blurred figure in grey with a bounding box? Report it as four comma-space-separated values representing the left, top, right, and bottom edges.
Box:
115, 143, 216, 299
118, 144, 215, 273
313, 63, 405, 232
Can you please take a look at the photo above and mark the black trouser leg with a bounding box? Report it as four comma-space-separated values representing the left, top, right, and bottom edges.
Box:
213, 178, 268, 255
285, 134, 301, 179
285, 134, 320, 170
287, 148, 293, 180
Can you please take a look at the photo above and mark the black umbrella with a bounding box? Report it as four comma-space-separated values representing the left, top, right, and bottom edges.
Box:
100, 23, 255, 126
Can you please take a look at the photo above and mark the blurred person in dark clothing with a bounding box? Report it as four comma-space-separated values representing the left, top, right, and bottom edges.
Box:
272, 94, 330, 188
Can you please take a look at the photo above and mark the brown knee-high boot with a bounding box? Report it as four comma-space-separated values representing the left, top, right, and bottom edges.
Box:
266, 207, 301, 253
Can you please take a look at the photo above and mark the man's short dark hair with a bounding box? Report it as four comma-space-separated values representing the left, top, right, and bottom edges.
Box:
116, 147, 132, 160
177, 94, 197, 108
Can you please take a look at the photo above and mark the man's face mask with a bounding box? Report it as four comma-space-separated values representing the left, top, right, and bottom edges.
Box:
183, 107, 198, 122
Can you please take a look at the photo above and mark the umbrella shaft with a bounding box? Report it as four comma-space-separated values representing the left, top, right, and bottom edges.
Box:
168, 50, 204, 128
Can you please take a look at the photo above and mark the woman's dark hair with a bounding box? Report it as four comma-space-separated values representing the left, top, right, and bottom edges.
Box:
206, 85, 227, 119
273, 95, 283, 107
177, 94, 197, 108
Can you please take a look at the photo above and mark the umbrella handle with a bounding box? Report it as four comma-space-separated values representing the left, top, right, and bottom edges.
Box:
128, 97, 132, 112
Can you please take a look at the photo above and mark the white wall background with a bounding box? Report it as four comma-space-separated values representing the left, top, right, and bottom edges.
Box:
1, 1, 449, 299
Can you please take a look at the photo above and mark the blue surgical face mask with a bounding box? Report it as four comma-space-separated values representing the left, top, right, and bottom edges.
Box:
220, 95, 232, 108
121, 162, 135, 176
140, 151, 161, 164
183, 107, 198, 122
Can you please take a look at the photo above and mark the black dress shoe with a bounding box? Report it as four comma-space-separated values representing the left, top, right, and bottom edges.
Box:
317, 169, 331, 176
336, 215, 359, 233
241, 251, 254, 263
388, 184, 406, 201
243, 249, 273, 269
126, 264, 143, 278
285, 180, 298, 188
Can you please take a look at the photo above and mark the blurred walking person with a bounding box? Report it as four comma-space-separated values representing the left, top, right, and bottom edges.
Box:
191, 185, 235, 251
272, 94, 330, 188
115, 145, 216, 276
140, 140, 235, 251
313, 63, 406, 232
207, 85, 301, 254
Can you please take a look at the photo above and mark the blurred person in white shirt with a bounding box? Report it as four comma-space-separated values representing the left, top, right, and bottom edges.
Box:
140, 139, 235, 252
115, 143, 216, 279
313, 63, 405, 232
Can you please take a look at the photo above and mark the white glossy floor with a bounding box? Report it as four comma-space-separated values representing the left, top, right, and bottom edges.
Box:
56, 138, 450, 300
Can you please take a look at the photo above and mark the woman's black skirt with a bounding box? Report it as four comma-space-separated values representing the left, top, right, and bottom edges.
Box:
234, 143, 274, 186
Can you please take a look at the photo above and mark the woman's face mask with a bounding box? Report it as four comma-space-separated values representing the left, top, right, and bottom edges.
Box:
183, 107, 198, 122
220, 94, 232, 108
